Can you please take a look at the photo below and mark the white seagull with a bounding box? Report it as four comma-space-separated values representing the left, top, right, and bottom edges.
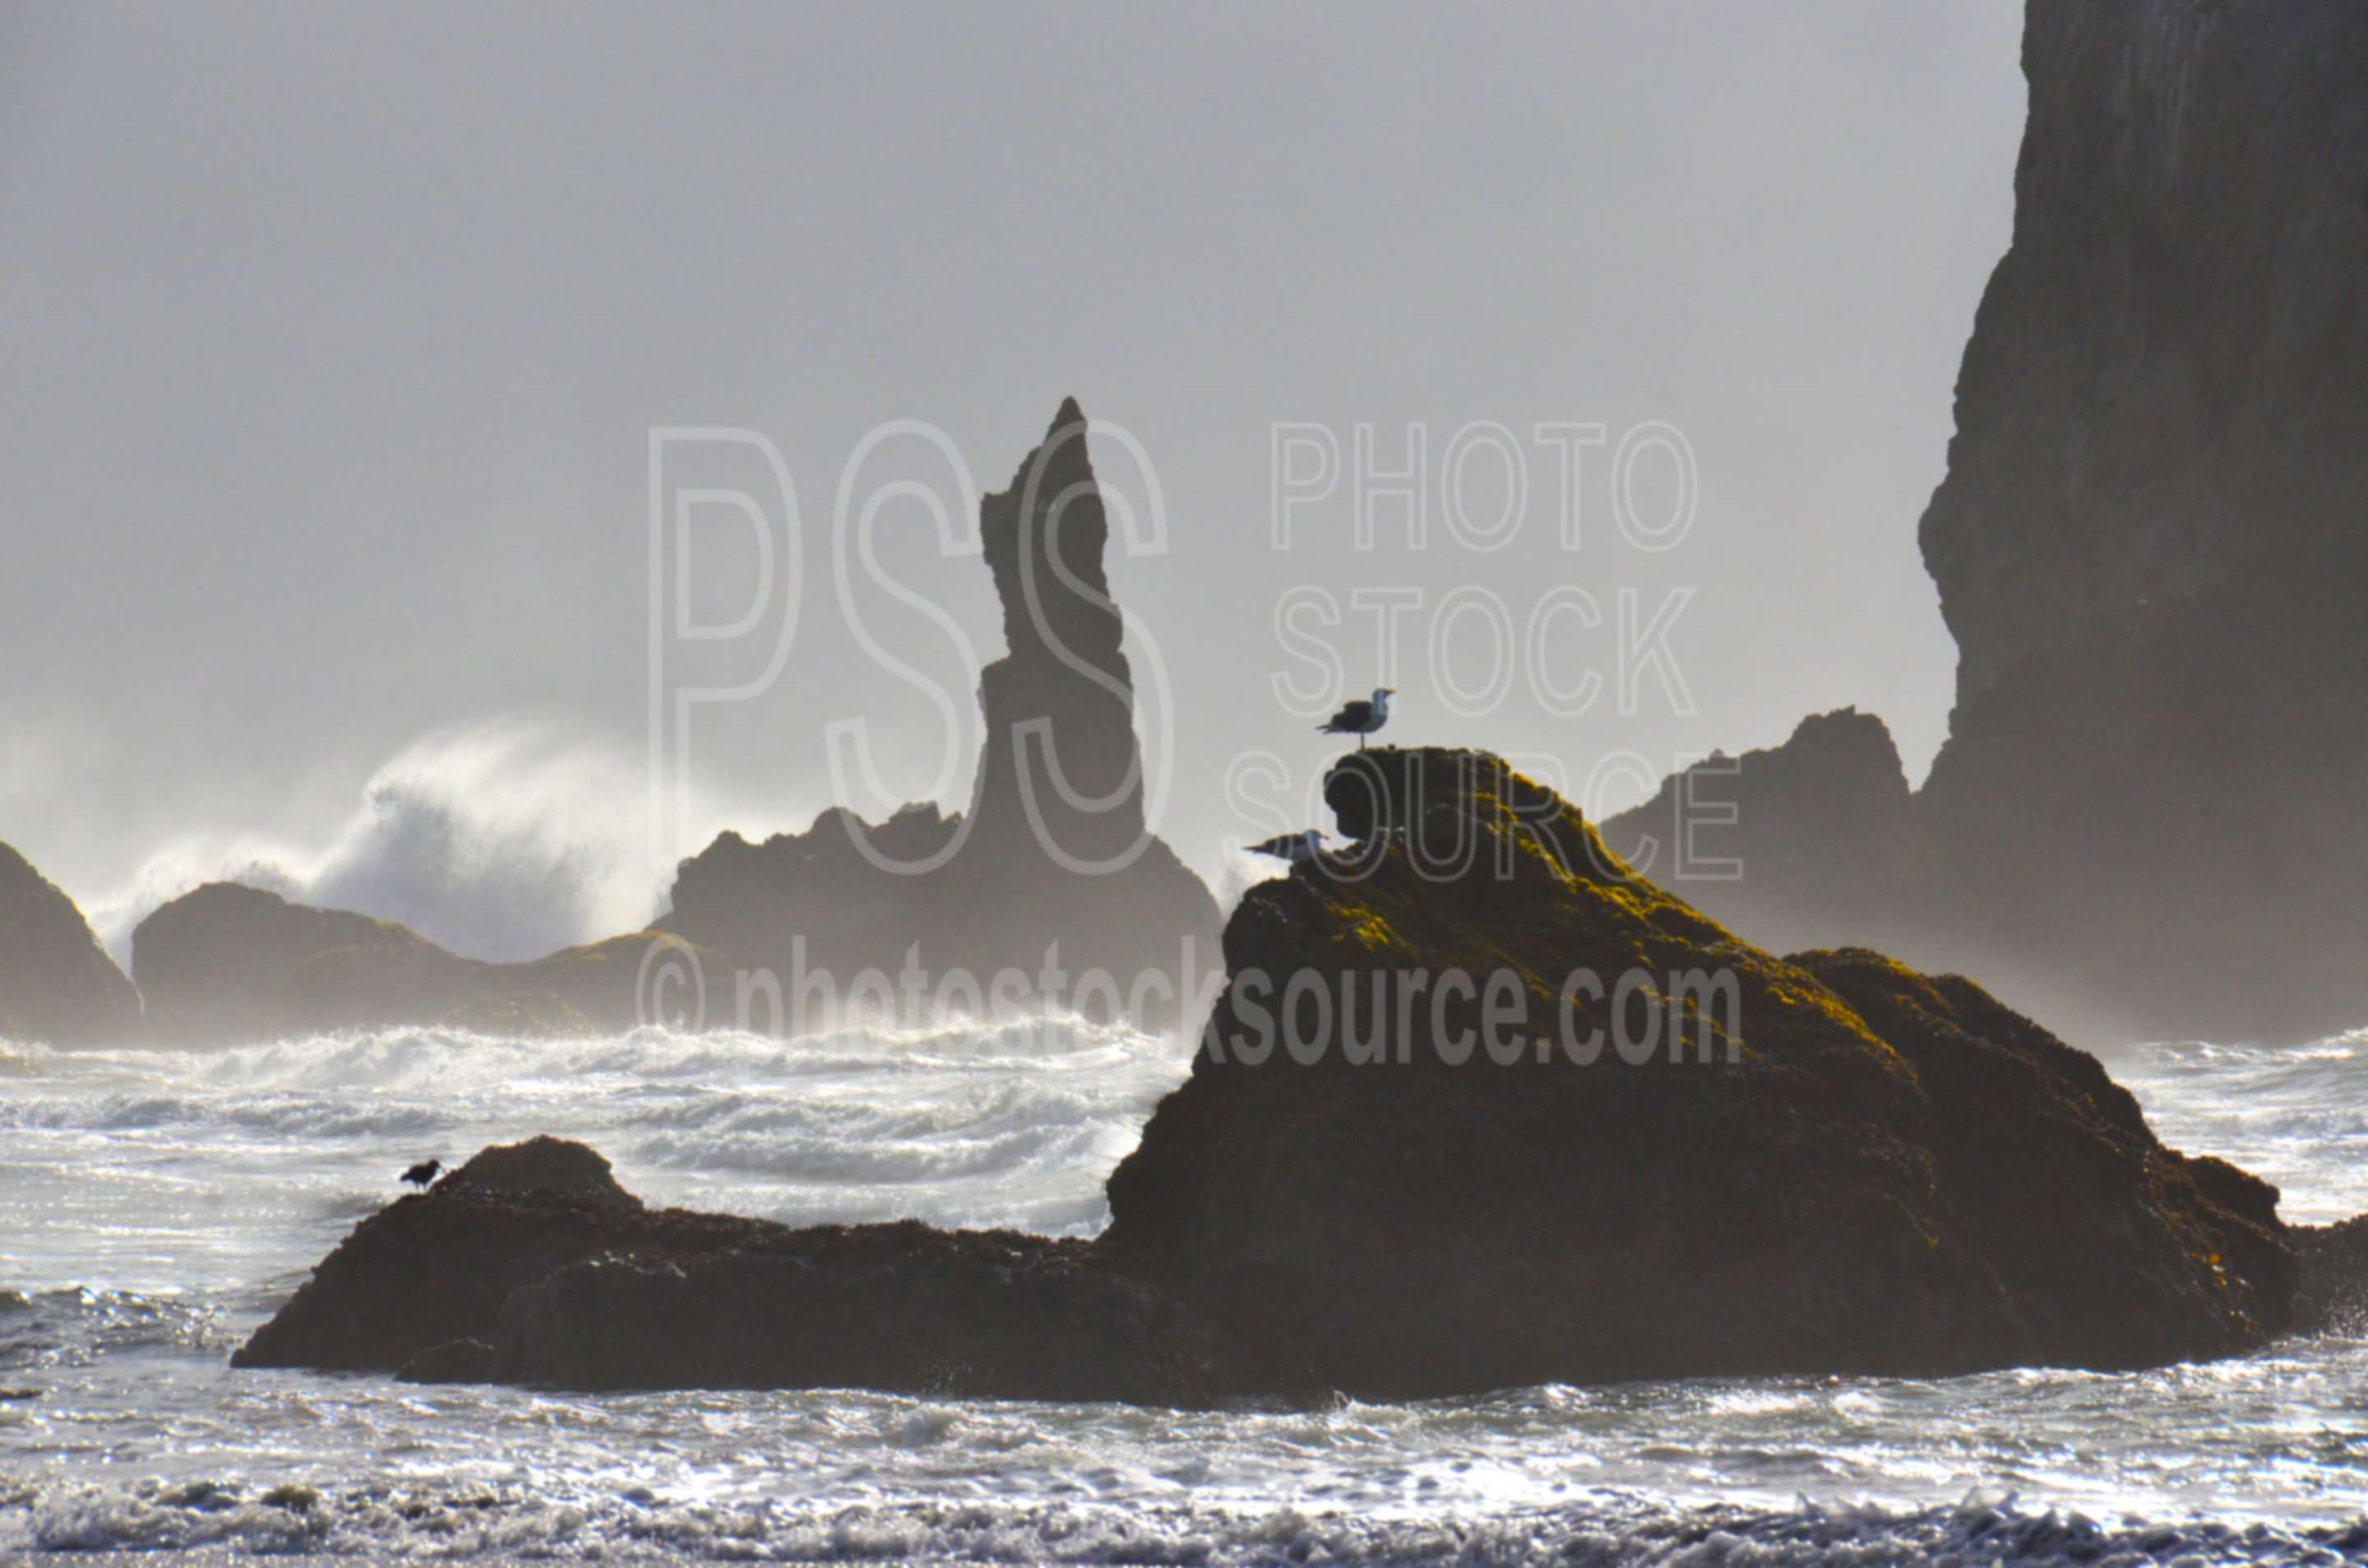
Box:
1318, 687, 1394, 750
1248, 830, 1330, 865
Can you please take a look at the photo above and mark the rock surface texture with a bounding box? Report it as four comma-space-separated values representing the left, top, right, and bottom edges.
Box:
0, 842, 142, 1045
656, 398, 1219, 1027
1104, 750, 2295, 1397
232, 1137, 1220, 1404
240, 756, 2319, 1403
1912, 0, 2368, 1042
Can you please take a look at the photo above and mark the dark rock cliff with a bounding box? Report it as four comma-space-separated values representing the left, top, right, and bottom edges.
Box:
658, 399, 1219, 1026
1913, 0, 2368, 1043
0, 843, 141, 1045
1617, 2, 2368, 1042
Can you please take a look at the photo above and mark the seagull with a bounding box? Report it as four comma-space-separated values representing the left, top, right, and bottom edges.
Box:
1318, 687, 1394, 750
1248, 830, 1330, 865
400, 1159, 444, 1191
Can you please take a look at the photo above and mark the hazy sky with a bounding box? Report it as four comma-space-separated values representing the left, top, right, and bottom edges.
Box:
1, 2, 2027, 960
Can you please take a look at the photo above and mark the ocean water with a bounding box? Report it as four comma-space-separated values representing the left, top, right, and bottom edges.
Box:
1, 1020, 2364, 1563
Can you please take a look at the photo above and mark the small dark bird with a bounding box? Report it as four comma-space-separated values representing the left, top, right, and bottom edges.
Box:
400, 1159, 443, 1190
1249, 830, 1330, 865
1318, 687, 1394, 750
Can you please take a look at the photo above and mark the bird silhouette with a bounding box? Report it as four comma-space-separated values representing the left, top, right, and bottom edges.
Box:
400, 1159, 444, 1191
1248, 830, 1330, 864
1318, 687, 1394, 750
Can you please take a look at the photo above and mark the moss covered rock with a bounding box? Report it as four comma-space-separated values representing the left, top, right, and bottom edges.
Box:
1103, 748, 2292, 1398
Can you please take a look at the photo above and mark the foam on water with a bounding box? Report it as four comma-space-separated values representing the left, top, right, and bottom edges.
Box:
1, 1020, 2365, 1560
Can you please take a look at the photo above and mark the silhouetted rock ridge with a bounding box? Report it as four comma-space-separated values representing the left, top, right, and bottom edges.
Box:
0, 842, 141, 1045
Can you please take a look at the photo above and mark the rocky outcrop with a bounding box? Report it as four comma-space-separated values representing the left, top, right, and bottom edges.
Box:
658, 399, 1219, 1028
0, 843, 141, 1045
240, 755, 2310, 1400
132, 883, 696, 1044
1611, 2, 2368, 1042
234, 1137, 1220, 1404
1103, 749, 2293, 1398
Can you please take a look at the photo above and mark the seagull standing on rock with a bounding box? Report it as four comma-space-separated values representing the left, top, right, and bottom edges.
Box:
1319, 687, 1394, 750
1248, 830, 1330, 865
399, 1159, 443, 1191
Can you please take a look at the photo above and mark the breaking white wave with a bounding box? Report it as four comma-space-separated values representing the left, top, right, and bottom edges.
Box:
84, 720, 806, 967
1, 1022, 2365, 1561
2121, 1031, 2368, 1226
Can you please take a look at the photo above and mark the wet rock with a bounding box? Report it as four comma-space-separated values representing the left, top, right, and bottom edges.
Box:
236, 1137, 1219, 1405
2292, 1214, 2368, 1336
432, 1136, 641, 1212
395, 1339, 496, 1385
493, 1219, 1219, 1402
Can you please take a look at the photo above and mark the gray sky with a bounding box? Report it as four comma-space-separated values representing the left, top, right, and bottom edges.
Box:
1, 2, 2026, 960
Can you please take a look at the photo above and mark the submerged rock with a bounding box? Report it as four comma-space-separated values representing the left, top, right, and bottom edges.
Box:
0, 842, 141, 1045
1103, 749, 2294, 1398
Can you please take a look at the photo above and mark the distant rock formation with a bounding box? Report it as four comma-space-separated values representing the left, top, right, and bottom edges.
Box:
659, 399, 1220, 1028
1915, 0, 2368, 1042
1613, 1, 2368, 1042
1600, 710, 1960, 960
0, 842, 141, 1045
132, 882, 692, 1044
125, 399, 1214, 1043
239, 754, 2310, 1401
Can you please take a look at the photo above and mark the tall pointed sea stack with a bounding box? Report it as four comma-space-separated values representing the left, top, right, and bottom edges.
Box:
967, 395, 1148, 870
659, 399, 1220, 1026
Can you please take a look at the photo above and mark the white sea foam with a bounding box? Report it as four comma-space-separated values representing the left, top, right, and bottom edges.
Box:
1, 1025, 2365, 1561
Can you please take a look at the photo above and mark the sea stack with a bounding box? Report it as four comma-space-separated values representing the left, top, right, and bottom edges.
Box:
1603, 0, 2368, 1043
1910, 0, 2368, 1042
659, 399, 1221, 1025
